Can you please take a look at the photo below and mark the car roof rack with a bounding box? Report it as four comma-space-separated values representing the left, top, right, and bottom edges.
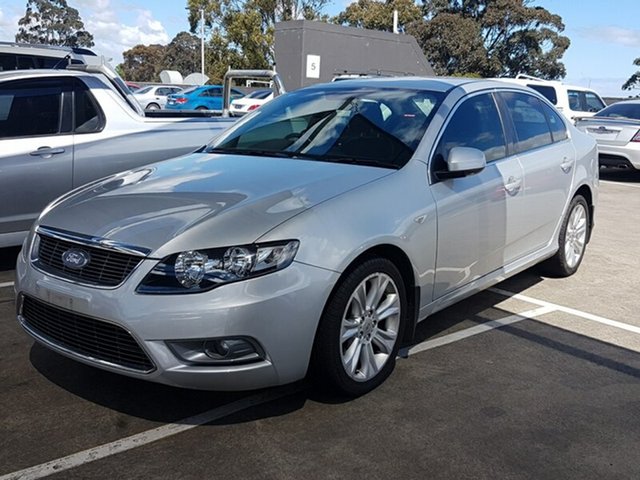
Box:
333, 69, 417, 78
0, 41, 97, 56
515, 74, 548, 82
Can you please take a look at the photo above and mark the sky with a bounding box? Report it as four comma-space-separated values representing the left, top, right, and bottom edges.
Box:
0, 0, 639, 97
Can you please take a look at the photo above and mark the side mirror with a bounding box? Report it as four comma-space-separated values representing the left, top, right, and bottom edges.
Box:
436, 147, 486, 180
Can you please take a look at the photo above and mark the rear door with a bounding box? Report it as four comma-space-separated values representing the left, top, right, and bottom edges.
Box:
0, 77, 73, 242
497, 91, 574, 255
430, 92, 525, 299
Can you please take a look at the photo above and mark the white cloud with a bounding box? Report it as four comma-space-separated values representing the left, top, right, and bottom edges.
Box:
579, 26, 640, 48
71, 1, 170, 66
0, 7, 21, 40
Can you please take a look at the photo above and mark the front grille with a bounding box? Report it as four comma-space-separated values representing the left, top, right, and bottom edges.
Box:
36, 233, 143, 287
21, 295, 154, 373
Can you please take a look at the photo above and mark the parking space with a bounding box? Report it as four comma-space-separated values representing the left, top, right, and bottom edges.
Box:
1, 170, 640, 480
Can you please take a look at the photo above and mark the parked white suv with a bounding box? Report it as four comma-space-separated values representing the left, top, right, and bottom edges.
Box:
495, 74, 606, 123
0, 41, 103, 71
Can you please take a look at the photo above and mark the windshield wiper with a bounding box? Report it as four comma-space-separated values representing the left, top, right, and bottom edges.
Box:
208, 147, 317, 160
322, 155, 400, 170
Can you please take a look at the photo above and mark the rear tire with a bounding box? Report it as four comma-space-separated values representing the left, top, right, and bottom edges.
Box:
310, 257, 407, 397
146, 103, 160, 110
538, 195, 589, 277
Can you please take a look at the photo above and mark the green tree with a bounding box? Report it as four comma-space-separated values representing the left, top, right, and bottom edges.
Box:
334, 0, 422, 33
417, 0, 569, 78
119, 44, 166, 82
622, 57, 640, 91
163, 32, 202, 76
186, 0, 329, 80
15, 0, 94, 48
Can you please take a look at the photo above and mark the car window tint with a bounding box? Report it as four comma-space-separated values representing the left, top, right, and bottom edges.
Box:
0, 53, 17, 71
210, 87, 444, 169
527, 84, 558, 105
156, 87, 170, 96
74, 86, 102, 134
585, 92, 605, 112
540, 101, 568, 142
501, 92, 553, 152
17, 56, 35, 69
0, 83, 61, 138
435, 93, 507, 163
596, 102, 640, 120
136, 86, 153, 94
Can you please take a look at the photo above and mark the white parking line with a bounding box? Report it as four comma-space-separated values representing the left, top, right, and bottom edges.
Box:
405, 305, 556, 357
0, 385, 302, 480
0, 281, 14, 289
600, 180, 640, 189
489, 287, 640, 336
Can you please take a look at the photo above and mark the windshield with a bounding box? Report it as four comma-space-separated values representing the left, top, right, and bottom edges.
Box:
134, 86, 153, 95
596, 102, 640, 120
208, 87, 444, 169
245, 89, 272, 99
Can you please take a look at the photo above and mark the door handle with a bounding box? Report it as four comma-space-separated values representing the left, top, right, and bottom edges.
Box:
504, 176, 522, 196
560, 157, 574, 173
30, 147, 65, 158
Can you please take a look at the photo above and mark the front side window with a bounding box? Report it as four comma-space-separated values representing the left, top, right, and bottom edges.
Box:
209, 87, 444, 169
500, 92, 553, 152
568, 90, 606, 113
585, 92, 605, 112
433, 92, 507, 165
0, 81, 62, 138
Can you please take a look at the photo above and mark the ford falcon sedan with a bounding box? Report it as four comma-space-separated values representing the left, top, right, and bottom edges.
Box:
15, 77, 598, 396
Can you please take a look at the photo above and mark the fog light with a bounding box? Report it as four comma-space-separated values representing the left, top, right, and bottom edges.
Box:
204, 338, 256, 360
168, 337, 265, 366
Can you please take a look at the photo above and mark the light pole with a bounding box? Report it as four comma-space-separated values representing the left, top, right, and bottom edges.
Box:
200, 7, 205, 82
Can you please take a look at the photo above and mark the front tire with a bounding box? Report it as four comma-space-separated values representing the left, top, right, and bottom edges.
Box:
538, 195, 589, 277
311, 257, 407, 397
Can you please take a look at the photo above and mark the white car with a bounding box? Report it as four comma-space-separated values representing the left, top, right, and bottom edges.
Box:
575, 99, 640, 170
495, 75, 606, 123
134, 85, 184, 110
229, 89, 273, 116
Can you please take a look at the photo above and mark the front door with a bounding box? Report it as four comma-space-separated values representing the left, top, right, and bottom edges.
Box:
0, 78, 73, 244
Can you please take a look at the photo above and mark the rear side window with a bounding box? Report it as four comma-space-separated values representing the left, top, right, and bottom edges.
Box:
500, 92, 553, 152
540, 102, 568, 142
74, 83, 103, 134
527, 84, 558, 105
0, 81, 62, 138
434, 92, 507, 163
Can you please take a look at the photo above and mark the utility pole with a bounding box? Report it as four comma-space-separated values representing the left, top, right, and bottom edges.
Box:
200, 7, 205, 82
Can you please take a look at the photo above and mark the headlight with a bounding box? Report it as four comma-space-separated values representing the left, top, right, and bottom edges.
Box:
136, 240, 299, 294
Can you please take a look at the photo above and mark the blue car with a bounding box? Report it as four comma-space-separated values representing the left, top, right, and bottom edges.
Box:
166, 85, 245, 111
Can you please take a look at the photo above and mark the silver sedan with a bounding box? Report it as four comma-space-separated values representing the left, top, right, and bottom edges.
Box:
16, 78, 599, 396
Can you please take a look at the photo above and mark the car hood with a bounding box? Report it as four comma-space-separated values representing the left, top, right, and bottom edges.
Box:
38, 153, 392, 256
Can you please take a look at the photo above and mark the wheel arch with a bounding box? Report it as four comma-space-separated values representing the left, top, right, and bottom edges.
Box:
326, 244, 420, 346
574, 184, 594, 242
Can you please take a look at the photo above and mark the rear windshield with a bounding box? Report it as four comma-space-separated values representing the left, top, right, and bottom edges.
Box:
207, 87, 444, 169
595, 102, 640, 120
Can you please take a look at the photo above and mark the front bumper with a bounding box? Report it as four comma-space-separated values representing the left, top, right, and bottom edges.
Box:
15, 252, 339, 390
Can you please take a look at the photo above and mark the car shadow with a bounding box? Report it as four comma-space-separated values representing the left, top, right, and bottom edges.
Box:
600, 167, 640, 183
28, 269, 549, 422
0, 246, 20, 272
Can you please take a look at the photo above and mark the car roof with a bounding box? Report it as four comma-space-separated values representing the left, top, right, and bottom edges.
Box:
303, 76, 534, 94
0, 69, 94, 82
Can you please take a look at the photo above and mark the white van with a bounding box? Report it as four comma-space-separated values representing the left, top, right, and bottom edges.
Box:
495, 74, 607, 123
0, 41, 103, 71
